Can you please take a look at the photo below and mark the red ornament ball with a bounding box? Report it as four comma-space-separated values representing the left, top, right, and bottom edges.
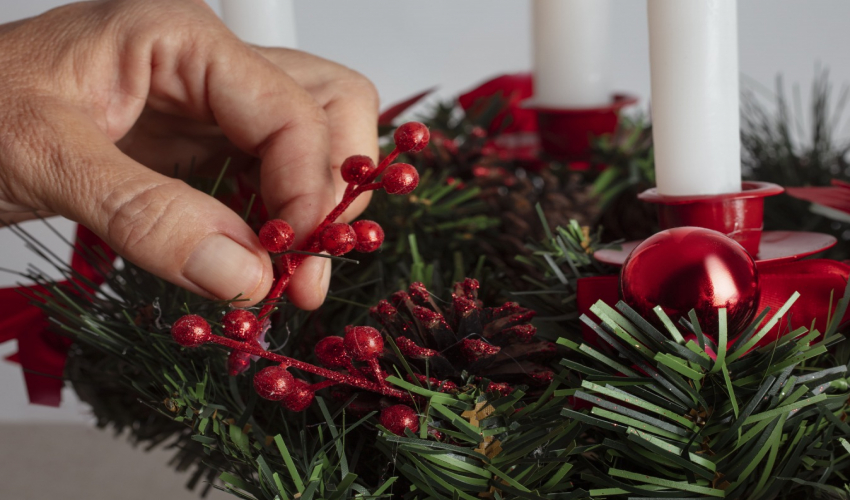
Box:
314, 336, 349, 368
379, 404, 420, 436
320, 223, 356, 256
253, 365, 295, 401
222, 309, 260, 341
343, 326, 384, 361
340, 155, 376, 184
281, 378, 315, 412
352, 220, 384, 253
171, 315, 211, 347
382, 163, 419, 195
259, 219, 295, 253
620, 227, 760, 337
393, 122, 430, 153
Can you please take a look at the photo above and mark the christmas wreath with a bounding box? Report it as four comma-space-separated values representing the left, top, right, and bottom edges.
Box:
2, 74, 850, 499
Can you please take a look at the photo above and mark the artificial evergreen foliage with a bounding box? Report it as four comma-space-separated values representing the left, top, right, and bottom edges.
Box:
6, 82, 850, 499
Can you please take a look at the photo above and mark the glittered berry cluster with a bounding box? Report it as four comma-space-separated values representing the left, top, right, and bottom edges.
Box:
170, 122, 429, 434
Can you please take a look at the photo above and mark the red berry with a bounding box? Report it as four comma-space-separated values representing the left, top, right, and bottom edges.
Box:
253, 365, 294, 401
380, 404, 420, 436
171, 315, 211, 347
393, 122, 430, 153
259, 219, 295, 253
352, 220, 384, 253
222, 309, 260, 341
320, 223, 356, 256
340, 155, 376, 184
343, 326, 384, 361
281, 379, 315, 412
315, 336, 349, 368
382, 163, 419, 195
228, 350, 252, 376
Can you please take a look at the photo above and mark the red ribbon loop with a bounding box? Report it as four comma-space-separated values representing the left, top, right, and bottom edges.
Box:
0, 224, 114, 406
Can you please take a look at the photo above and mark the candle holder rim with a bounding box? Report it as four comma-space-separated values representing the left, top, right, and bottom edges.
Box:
594, 230, 837, 267
522, 93, 638, 114
638, 181, 784, 205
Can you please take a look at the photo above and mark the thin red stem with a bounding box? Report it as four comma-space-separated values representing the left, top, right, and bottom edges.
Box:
258, 176, 387, 314
207, 335, 412, 401
356, 182, 382, 192
368, 149, 399, 183
308, 380, 338, 392
258, 271, 292, 319
257, 148, 402, 316
343, 359, 366, 379
366, 358, 385, 382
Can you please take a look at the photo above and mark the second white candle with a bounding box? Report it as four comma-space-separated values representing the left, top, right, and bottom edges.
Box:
648, 0, 741, 196
532, 0, 612, 108
221, 0, 297, 48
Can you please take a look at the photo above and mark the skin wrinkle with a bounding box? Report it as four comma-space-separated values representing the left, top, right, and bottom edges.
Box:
260, 137, 334, 224
102, 179, 178, 254
1, 101, 67, 212
151, 34, 216, 122
103, 34, 151, 142
208, 64, 318, 154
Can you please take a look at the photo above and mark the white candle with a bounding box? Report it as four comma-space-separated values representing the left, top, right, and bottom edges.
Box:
648, 0, 741, 196
221, 0, 297, 48
532, 0, 612, 108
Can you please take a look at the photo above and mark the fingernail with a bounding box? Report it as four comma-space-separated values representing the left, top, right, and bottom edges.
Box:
184, 234, 265, 301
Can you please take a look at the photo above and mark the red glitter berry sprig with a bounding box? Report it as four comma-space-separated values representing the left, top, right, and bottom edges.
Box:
170, 122, 431, 411
393, 121, 430, 153
171, 313, 411, 407
380, 404, 420, 436
352, 220, 384, 253
254, 121, 429, 323
258, 219, 295, 253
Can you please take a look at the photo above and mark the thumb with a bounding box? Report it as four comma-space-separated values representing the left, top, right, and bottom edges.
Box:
22, 106, 273, 306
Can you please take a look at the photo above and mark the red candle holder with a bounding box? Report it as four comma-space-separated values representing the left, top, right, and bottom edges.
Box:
638, 181, 784, 255
527, 94, 638, 161
594, 180, 837, 267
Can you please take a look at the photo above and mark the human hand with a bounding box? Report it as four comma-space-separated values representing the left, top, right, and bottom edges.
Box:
0, 0, 379, 309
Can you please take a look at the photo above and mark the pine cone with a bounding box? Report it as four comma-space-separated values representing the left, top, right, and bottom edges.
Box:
410, 113, 601, 291
589, 116, 658, 241
370, 279, 556, 389
474, 168, 599, 289
598, 182, 658, 241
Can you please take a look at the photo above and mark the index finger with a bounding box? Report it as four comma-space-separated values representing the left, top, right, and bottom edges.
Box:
144, 25, 335, 308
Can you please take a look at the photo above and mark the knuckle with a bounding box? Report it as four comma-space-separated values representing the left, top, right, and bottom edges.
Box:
310, 104, 331, 128
338, 70, 380, 110
108, 0, 220, 44
295, 100, 330, 130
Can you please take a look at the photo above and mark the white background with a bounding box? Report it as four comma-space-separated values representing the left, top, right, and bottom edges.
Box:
0, 0, 848, 420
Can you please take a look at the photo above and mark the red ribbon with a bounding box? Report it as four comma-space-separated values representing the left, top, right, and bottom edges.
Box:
786, 179, 850, 214
378, 88, 435, 127
457, 73, 536, 134
0, 224, 114, 406
578, 259, 850, 347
